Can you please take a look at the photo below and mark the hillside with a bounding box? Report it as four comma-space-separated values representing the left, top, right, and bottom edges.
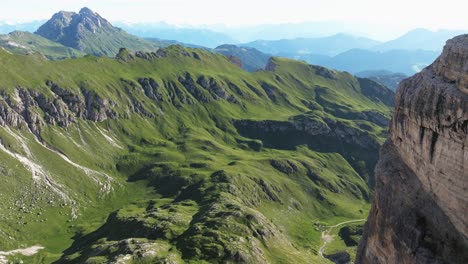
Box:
0, 45, 393, 263
35, 7, 161, 56
0, 31, 85, 59
214, 44, 271, 72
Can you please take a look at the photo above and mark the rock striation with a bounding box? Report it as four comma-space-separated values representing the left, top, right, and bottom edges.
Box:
356, 34, 468, 263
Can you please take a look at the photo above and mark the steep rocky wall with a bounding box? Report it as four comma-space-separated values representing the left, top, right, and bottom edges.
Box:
356, 34, 468, 263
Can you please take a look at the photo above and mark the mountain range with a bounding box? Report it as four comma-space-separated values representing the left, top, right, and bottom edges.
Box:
242, 34, 380, 57
0, 8, 399, 263
309, 48, 439, 75
0, 4, 468, 264
0, 6, 465, 264
238, 29, 464, 75
117, 22, 236, 49
0, 8, 465, 79
0, 44, 394, 263
372, 28, 467, 51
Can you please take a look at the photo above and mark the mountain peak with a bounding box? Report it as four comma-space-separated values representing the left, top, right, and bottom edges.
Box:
79, 7, 95, 15
433, 34, 468, 93
51, 10, 75, 21
34, 8, 159, 56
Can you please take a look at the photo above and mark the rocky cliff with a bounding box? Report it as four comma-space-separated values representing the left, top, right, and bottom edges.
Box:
356, 34, 468, 263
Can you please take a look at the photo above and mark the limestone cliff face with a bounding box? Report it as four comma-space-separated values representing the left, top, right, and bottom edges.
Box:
356, 35, 468, 263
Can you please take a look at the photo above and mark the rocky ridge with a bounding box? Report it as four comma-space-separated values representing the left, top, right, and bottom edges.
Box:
356, 34, 468, 263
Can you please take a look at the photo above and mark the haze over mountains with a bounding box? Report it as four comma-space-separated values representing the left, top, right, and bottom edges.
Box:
0, 10, 396, 261
0, 6, 397, 263
0, 4, 466, 264
238, 29, 464, 75
0, 7, 464, 78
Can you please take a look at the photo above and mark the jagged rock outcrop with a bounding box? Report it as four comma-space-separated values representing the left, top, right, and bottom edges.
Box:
0, 83, 117, 135
356, 34, 468, 264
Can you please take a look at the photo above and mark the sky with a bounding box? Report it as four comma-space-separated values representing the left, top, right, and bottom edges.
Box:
1, 0, 467, 40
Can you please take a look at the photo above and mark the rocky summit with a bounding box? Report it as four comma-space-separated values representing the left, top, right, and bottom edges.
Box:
356, 34, 468, 264
35, 7, 160, 56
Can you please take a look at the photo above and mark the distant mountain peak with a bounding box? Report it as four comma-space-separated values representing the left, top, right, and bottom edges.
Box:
79, 7, 95, 15
53, 10, 74, 19
34, 7, 159, 56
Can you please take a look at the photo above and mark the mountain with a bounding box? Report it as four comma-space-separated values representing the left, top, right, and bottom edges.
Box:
357, 35, 468, 263
242, 33, 381, 56
0, 31, 85, 59
207, 21, 396, 43
307, 48, 439, 75
356, 70, 408, 90
35, 7, 161, 56
0, 44, 393, 263
214, 44, 271, 72
117, 22, 237, 48
373, 28, 467, 52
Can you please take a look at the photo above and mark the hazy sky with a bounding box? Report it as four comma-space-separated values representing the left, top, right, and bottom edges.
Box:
1, 0, 467, 39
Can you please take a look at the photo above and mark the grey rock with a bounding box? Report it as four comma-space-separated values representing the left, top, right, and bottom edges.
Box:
356, 34, 468, 264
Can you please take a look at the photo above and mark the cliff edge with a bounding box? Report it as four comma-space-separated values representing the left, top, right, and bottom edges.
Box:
356, 34, 468, 263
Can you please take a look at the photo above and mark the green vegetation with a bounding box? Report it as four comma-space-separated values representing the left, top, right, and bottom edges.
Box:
324, 223, 364, 261
214, 44, 271, 72
0, 31, 86, 60
0, 46, 392, 263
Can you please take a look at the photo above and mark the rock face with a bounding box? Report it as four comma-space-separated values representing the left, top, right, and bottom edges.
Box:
0, 84, 117, 136
356, 35, 468, 263
433, 36, 468, 94
35, 7, 113, 48
234, 115, 383, 187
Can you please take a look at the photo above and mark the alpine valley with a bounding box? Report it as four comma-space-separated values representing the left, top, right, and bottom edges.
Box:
0, 6, 466, 264
0, 7, 396, 264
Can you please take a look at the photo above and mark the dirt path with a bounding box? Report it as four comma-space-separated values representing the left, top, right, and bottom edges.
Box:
0, 245, 44, 263
318, 219, 366, 258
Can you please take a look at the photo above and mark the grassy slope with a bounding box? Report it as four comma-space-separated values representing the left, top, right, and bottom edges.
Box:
0, 31, 86, 60
71, 27, 163, 57
0, 47, 391, 263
